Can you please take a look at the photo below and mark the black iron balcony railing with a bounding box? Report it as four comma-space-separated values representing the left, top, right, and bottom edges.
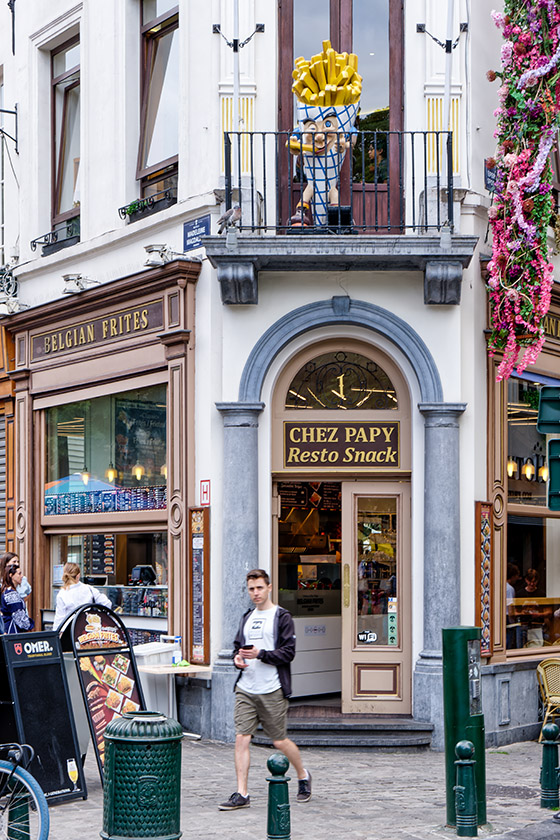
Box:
224, 129, 454, 234
30, 216, 81, 256
118, 187, 177, 222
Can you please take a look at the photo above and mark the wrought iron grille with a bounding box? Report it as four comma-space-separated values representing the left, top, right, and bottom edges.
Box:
30, 216, 80, 252
224, 129, 454, 234
118, 188, 177, 221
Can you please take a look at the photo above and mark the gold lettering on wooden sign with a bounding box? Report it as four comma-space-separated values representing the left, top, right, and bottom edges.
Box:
31, 300, 163, 361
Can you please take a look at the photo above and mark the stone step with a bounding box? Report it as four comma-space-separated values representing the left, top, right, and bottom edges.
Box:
285, 718, 434, 732
252, 715, 433, 749
253, 730, 432, 748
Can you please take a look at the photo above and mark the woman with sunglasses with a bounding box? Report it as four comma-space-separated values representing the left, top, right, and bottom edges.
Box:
0, 552, 31, 602
1, 559, 35, 634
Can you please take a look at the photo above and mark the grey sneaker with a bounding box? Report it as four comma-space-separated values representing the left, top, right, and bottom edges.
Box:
218, 792, 251, 811
296, 772, 312, 803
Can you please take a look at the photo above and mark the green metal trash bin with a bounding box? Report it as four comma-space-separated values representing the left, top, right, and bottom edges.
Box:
101, 711, 183, 840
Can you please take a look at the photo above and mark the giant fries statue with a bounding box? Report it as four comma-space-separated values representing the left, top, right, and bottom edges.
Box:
289, 40, 362, 226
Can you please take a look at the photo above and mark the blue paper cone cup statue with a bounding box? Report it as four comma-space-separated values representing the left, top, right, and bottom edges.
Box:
288, 40, 362, 227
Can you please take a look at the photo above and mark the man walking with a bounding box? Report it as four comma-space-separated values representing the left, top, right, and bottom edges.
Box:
219, 568, 312, 810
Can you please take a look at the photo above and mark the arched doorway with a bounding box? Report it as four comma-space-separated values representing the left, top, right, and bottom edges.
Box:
271, 338, 412, 713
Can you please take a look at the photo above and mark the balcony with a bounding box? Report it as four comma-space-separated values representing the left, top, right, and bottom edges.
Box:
118, 187, 177, 223
205, 130, 478, 305
30, 216, 81, 257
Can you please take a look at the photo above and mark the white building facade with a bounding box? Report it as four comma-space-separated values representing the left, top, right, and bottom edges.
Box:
0, 0, 558, 748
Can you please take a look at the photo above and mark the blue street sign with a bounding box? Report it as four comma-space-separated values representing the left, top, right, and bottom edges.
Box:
183, 215, 211, 252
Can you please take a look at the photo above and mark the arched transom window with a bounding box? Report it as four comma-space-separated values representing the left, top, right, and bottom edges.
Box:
285, 351, 398, 410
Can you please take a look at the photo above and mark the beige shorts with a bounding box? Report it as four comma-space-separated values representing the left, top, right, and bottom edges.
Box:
234, 687, 288, 741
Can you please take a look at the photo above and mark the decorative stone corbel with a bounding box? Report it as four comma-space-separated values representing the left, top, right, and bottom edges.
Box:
424, 261, 464, 305
217, 262, 258, 305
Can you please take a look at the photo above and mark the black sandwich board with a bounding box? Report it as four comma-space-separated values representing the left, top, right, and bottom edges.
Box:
0, 630, 87, 802
59, 604, 146, 782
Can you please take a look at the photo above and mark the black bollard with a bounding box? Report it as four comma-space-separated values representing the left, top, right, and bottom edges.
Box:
454, 740, 477, 837
266, 753, 291, 840
540, 721, 560, 809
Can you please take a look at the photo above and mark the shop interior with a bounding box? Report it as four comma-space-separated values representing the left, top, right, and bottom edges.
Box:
277, 482, 396, 641
50, 532, 168, 622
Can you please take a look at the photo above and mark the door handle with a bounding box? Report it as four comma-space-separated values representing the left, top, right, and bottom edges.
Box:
343, 563, 350, 608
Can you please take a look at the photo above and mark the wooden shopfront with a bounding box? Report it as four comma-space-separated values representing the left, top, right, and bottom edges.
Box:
4, 260, 200, 649
486, 285, 560, 661
271, 338, 413, 714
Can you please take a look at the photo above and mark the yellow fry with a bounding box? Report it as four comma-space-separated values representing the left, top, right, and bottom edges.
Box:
348, 53, 358, 70
311, 59, 327, 89
292, 80, 305, 96
327, 49, 337, 83
322, 40, 332, 54
302, 71, 319, 93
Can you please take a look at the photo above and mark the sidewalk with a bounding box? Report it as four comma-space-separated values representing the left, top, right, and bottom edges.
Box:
49, 738, 559, 840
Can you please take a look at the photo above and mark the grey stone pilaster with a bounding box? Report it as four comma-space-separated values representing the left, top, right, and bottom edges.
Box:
211, 401, 264, 741
413, 402, 466, 750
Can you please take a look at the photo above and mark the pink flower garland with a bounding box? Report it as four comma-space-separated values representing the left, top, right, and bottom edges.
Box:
487, 2, 560, 381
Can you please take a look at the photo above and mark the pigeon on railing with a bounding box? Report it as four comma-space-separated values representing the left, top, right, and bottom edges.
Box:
217, 204, 242, 234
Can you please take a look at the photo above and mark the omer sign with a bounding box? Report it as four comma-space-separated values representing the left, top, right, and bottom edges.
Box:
283, 421, 399, 468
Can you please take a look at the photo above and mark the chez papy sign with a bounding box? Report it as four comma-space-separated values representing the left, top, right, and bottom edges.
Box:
283, 421, 400, 468
31, 299, 164, 360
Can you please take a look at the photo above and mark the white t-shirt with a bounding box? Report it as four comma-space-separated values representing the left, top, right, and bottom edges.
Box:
237, 605, 281, 695
53, 581, 112, 630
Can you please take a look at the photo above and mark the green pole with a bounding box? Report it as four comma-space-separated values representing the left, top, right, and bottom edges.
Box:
454, 740, 478, 837
540, 722, 560, 809
443, 627, 486, 826
266, 753, 291, 840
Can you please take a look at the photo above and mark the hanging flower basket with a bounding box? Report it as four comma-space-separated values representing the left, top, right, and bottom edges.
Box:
486, 2, 560, 381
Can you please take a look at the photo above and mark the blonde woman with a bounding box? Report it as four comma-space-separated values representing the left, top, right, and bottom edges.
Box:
53, 562, 111, 630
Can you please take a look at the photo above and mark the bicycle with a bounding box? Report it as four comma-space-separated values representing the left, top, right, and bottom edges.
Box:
0, 743, 49, 840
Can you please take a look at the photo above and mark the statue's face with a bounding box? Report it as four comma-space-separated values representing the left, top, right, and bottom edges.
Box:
302, 113, 340, 154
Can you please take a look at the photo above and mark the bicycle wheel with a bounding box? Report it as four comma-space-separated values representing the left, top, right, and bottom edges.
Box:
0, 760, 49, 840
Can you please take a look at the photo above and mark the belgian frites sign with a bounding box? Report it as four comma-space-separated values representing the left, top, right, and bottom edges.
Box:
283, 421, 399, 468
31, 299, 164, 360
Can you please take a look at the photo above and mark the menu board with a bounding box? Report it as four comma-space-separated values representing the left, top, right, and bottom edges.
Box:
84, 534, 115, 576
279, 481, 341, 512
189, 508, 210, 664
79, 651, 142, 759
44, 486, 166, 515
68, 605, 145, 778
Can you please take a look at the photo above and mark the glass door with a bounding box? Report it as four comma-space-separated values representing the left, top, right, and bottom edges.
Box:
341, 482, 411, 713
278, 0, 402, 229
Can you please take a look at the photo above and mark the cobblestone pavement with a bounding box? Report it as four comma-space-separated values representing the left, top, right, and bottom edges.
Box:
49, 738, 559, 840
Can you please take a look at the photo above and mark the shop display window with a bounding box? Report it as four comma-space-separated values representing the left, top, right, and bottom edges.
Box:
45, 384, 166, 515
506, 375, 560, 651
51, 532, 168, 618
507, 377, 552, 506
506, 516, 560, 650
277, 481, 342, 617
